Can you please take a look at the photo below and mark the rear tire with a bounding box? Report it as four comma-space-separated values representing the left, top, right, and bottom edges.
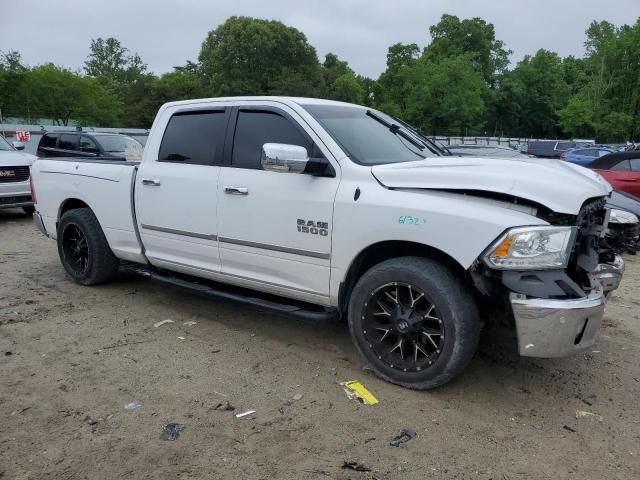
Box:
57, 208, 119, 285
347, 256, 481, 390
23, 206, 35, 215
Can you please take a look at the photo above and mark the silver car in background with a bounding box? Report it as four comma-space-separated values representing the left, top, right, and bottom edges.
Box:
0, 135, 37, 214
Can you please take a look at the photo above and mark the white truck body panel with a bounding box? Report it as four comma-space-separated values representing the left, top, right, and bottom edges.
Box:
35, 160, 144, 263
30, 96, 613, 309
371, 156, 611, 215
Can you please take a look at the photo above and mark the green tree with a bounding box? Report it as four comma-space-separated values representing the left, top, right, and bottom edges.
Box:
579, 19, 640, 140
0, 51, 29, 120
403, 55, 487, 135
558, 92, 595, 138
125, 70, 206, 127
84, 37, 147, 87
375, 43, 420, 113
500, 49, 570, 137
27, 64, 121, 125
198, 16, 323, 96
321, 53, 362, 102
425, 14, 511, 86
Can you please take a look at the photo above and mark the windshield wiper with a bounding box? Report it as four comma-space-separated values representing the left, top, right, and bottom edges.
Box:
390, 116, 451, 156
366, 110, 425, 151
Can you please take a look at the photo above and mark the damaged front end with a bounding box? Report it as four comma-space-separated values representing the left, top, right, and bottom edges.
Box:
471, 197, 625, 358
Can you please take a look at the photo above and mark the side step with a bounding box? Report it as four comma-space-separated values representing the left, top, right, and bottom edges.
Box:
130, 267, 339, 322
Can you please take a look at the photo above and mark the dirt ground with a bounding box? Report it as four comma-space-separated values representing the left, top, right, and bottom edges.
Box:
0, 210, 639, 480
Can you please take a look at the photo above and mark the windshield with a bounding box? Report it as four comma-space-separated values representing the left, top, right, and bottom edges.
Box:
302, 104, 439, 165
0, 135, 14, 151
95, 135, 142, 153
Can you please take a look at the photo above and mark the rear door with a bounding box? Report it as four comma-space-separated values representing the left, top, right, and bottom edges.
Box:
217, 102, 339, 300
135, 105, 231, 273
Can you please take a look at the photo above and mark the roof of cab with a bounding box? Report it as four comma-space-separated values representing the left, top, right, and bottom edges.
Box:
160, 96, 364, 110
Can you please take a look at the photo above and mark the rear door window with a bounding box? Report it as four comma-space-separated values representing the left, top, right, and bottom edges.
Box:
629, 158, 640, 172
40, 134, 58, 148
158, 110, 228, 166
59, 134, 78, 151
231, 110, 312, 170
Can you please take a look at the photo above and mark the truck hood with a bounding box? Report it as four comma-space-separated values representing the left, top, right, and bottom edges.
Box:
0, 150, 36, 167
371, 156, 611, 215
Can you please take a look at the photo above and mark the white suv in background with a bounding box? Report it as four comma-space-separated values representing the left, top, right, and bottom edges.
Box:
0, 135, 37, 215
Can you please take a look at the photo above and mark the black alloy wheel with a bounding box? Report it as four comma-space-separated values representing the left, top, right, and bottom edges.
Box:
61, 223, 90, 276
361, 282, 445, 372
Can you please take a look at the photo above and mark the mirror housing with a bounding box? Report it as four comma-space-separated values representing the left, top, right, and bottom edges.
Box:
261, 143, 309, 173
12, 141, 25, 151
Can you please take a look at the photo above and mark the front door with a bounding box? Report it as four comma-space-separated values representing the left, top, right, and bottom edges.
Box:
217, 104, 339, 299
136, 107, 230, 273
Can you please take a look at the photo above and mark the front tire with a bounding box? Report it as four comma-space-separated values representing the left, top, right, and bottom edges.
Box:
57, 208, 119, 285
348, 256, 481, 389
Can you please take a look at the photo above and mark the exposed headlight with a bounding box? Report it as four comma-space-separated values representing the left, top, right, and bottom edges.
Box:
484, 226, 577, 270
608, 208, 639, 224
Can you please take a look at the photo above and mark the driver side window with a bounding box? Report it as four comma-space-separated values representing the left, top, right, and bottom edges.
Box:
231, 109, 317, 170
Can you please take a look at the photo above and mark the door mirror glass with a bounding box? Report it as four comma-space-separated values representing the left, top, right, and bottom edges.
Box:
261, 143, 309, 173
12, 141, 25, 150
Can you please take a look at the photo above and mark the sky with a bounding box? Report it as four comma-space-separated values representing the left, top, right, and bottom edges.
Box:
1, 0, 639, 79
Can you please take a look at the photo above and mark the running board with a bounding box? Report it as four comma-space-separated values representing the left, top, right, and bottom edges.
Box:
130, 267, 338, 322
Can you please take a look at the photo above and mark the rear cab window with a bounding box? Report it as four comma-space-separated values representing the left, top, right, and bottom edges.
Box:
158, 109, 228, 166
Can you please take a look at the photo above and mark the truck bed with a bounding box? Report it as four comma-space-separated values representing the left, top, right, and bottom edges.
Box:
32, 157, 145, 263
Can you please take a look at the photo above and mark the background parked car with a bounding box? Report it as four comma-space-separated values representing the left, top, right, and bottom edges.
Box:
448, 144, 530, 158
526, 140, 575, 158
36, 132, 143, 160
560, 146, 615, 165
605, 189, 640, 254
587, 151, 640, 199
0, 134, 37, 214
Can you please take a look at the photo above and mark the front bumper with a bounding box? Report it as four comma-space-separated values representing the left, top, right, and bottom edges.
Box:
510, 255, 624, 358
0, 179, 32, 209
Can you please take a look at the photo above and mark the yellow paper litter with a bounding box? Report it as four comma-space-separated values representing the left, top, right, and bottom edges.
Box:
575, 410, 603, 421
340, 381, 378, 405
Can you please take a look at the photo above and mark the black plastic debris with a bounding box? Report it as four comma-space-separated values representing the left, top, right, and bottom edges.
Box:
83, 416, 98, 426
214, 401, 235, 411
160, 423, 185, 441
305, 469, 331, 476
342, 461, 371, 472
563, 425, 576, 433
390, 428, 416, 447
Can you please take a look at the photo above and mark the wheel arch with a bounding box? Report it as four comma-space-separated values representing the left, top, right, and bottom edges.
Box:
58, 198, 92, 221
338, 240, 467, 315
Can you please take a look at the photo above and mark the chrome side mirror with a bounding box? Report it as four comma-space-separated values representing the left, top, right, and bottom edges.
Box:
12, 141, 25, 151
261, 143, 309, 174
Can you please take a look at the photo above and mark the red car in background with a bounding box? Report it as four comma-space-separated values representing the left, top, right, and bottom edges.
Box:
587, 152, 640, 199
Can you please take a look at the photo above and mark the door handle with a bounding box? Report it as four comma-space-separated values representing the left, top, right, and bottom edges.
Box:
224, 186, 248, 195
142, 178, 161, 186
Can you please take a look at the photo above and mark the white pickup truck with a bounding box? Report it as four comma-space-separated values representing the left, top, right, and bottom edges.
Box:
30, 97, 625, 389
